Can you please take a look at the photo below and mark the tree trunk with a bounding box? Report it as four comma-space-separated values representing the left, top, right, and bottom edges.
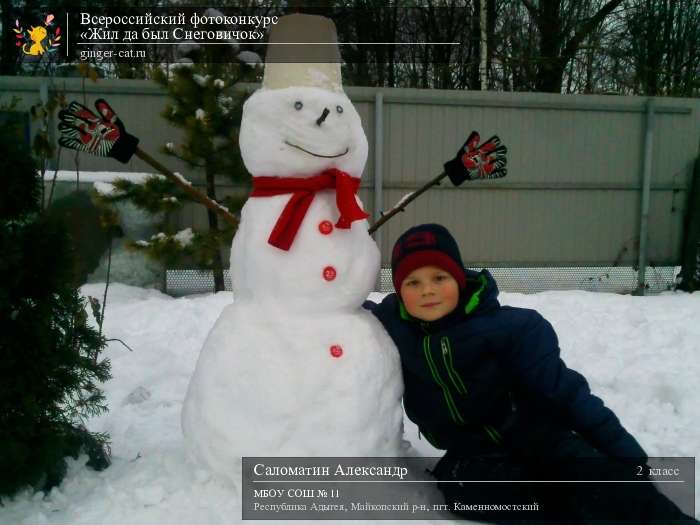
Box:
523, 0, 624, 93
534, 0, 563, 92
486, 0, 496, 89
643, 0, 660, 95
677, 158, 700, 292
205, 168, 225, 293
536, 60, 566, 92
387, 4, 398, 87
469, 0, 481, 89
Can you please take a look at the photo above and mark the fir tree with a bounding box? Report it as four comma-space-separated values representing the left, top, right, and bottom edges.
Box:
0, 121, 111, 499
97, 38, 257, 292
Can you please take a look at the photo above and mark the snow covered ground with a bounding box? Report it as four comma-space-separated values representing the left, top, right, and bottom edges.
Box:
1, 283, 698, 524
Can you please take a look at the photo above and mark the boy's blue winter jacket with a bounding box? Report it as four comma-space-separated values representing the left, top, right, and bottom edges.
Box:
363, 268, 647, 461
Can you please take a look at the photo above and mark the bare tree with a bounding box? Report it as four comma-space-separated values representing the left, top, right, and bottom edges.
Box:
491, 0, 538, 90
519, 0, 624, 92
623, 0, 700, 97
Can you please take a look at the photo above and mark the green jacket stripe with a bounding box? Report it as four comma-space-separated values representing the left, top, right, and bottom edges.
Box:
484, 424, 503, 444
422, 336, 465, 425
441, 336, 468, 395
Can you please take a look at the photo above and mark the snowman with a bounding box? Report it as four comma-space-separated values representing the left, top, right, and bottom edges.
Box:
180, 14, 405, 485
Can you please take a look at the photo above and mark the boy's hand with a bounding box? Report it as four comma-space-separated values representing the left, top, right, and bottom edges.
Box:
58, 99, 139, 163
443, 131, 507, 186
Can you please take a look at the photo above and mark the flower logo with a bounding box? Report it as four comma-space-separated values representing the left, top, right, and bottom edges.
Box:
14, 13, 61, 56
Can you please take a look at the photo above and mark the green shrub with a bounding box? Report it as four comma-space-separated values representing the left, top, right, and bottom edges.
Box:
0, 120, 112, 500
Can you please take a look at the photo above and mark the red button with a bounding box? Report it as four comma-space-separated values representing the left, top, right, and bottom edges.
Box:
322, 266, 337, 281
318, 220, 333, 235
330, 345, 343, 358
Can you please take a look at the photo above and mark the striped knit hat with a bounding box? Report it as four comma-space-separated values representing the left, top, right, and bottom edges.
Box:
391, 224, 467, 292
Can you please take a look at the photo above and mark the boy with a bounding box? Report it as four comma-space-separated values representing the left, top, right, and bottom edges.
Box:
364, 223, 696, 523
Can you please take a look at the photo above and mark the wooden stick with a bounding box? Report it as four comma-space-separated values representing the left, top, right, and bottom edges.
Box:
368, 171, 448, 235
134, 147, 238, 226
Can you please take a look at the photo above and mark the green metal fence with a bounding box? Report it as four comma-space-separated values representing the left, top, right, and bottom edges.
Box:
165, 265, 679, 297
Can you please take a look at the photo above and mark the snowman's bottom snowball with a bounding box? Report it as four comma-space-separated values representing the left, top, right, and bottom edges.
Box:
181, 302, 405, 484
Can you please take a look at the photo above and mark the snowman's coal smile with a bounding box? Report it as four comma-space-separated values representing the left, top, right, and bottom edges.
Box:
284, 140, 349, 158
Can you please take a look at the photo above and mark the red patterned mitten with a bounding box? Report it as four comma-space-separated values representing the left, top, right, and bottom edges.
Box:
58, 99, 139, 163
444, 131, 507, 185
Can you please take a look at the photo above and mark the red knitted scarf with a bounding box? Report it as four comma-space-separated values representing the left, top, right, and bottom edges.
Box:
250, 168, 369, 251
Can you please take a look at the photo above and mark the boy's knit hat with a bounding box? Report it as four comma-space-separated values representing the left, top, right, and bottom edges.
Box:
391, 224, 467, 292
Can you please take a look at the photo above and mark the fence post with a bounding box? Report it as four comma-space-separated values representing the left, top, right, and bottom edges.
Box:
677, 156, 700, 292
634, 98, 655, 296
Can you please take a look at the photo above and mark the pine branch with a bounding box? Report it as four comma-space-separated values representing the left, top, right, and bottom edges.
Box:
164, 145, 206, 168
134, 148, 238, 226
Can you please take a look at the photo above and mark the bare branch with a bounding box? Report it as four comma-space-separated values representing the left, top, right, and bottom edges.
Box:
561, 0, 625, 63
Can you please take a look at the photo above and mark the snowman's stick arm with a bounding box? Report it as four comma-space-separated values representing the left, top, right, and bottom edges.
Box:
368, 171, 447, 235
134, 148, 239, 226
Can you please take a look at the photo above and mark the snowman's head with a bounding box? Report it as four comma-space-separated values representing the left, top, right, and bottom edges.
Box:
239, 86, 368, 178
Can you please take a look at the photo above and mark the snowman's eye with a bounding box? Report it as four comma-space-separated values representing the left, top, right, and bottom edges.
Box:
336, 105, 343, 114
294, 101, 303, 110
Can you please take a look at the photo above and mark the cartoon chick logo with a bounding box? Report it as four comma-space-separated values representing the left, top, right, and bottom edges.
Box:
14, 13, 61, 56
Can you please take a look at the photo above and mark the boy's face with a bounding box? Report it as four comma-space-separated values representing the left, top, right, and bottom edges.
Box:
399, 265, 460, 322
